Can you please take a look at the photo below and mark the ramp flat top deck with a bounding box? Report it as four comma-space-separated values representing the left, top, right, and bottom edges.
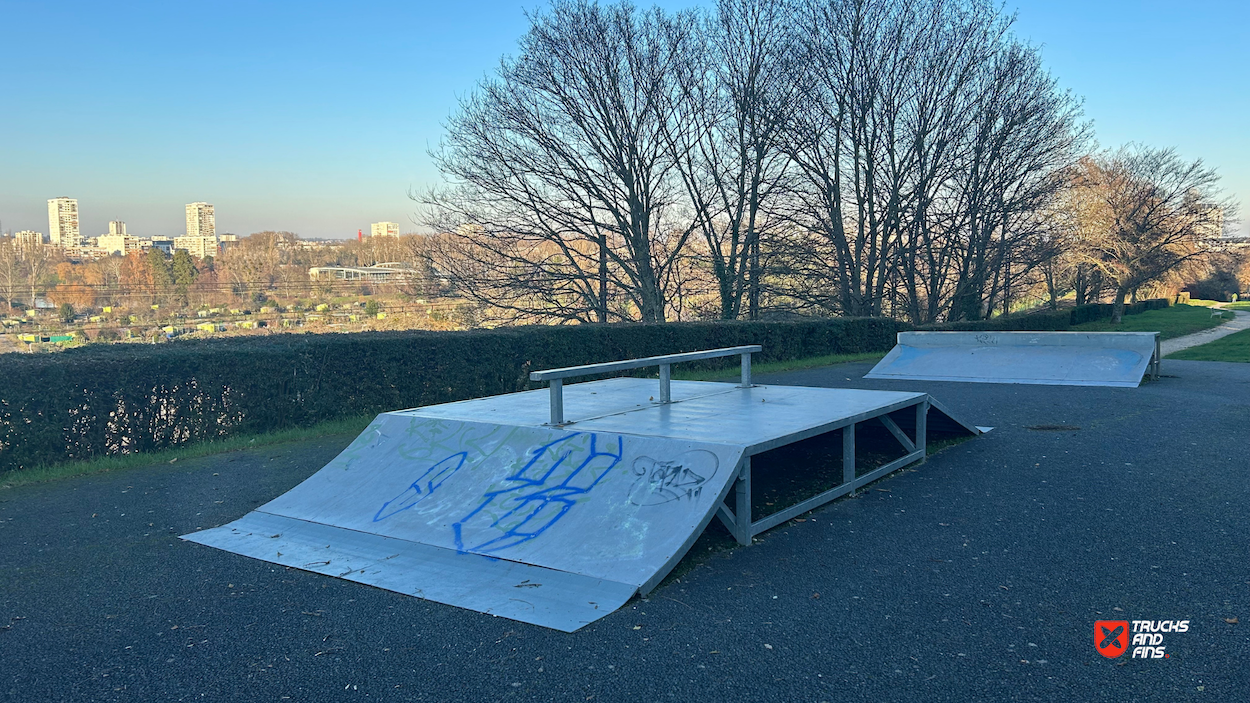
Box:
866, 331, 1161, 388
185, 378, 977, 631
400, 378, 932, 452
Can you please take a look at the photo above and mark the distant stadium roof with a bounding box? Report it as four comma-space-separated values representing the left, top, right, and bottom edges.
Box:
308, 263, 418, 282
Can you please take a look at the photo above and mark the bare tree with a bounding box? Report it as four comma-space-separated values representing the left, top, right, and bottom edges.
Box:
24, 245, 53, 309
1073, 146, 1233, 322
771, 0, 1086, 321
219, 231, 295, 300
420, 0, 699, 323
945, 39, 1088, 320
664, 0, 798, 319
778, 0, 905, 317
893, 0, 1008, 323
0, 238, 19, 311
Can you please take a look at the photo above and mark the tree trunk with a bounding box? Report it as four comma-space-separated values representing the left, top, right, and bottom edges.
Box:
1111, 287, 1128, 324
597, 232, 608, 324
748, 235, 760, 321
1043, 261, 1059, 310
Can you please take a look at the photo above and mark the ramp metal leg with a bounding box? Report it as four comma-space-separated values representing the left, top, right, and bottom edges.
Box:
916, 400, 928, 457
548, 379, 564, 425
732, 458, 752, 545
739, 352, 752, 388
1153, 335, 1162, 380
843, 422, 856, 485
659, 363, 671, 403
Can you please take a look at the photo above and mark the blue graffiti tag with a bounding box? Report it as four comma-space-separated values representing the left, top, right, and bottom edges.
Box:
373, 451, 467, 522
452, 432, 623, 554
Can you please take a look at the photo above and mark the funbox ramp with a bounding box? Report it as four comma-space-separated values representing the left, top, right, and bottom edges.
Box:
184, 412, 744, 632
184, 376, 982, 632
866, 331, 1161, 388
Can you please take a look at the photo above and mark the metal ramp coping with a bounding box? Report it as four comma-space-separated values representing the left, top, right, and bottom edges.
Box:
184, 349, 982, 632
866, 331, 1162, 388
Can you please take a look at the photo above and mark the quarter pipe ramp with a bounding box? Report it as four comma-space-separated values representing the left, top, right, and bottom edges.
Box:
865, 331, 1161, 388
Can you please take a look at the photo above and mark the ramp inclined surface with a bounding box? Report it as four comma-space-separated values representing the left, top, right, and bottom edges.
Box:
865, 331, 1159, 388
185, 410, 743, 631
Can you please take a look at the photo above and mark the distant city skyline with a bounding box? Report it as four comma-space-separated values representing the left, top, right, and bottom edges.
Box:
1, 0, 1246, 239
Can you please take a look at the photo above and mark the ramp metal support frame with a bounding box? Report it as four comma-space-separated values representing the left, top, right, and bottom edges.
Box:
531, 345, 762, 426
1151, 335, 1161, 381
715, 399, 930, 546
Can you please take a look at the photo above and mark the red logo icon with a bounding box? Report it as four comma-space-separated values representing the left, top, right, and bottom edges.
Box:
1095, 620, 1129, 658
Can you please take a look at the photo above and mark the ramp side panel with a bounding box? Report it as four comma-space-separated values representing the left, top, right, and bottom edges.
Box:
183, 512, 634, 632
867, 332, 1157, 387
256, 414, 744, 589
882, 397, 982, 438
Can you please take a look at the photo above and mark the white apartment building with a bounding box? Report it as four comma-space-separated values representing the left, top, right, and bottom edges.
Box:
179, 202, 218, 259
186, 202, 216, 239
14, 231, 44, 250
371, 221, 400, 238
97, 221, 143, 256
173, 236, 218, 259
48, 197, 82, 248
98, 234, 142, 256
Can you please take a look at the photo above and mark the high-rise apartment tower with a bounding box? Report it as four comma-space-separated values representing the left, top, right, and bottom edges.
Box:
186, 202, 216, 239
47, 197, 81, 248
371, 222, 400, 238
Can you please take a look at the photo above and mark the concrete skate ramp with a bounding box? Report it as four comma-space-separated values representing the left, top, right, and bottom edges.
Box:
866, 331, 1160, 388
185, 411, 743, 632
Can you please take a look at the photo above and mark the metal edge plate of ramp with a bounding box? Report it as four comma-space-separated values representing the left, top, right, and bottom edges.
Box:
865, 331, 1160, 387
183, 413, 744, 632
183, 512, 637, 633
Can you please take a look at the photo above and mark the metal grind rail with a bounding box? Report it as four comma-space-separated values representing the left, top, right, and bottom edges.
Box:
530, 345, 762, 425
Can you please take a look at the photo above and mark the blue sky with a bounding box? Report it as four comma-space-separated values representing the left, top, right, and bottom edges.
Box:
1, 0, 1246, 239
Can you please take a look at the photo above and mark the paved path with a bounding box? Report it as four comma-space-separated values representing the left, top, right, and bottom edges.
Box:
2, 361, 1249, 701
1162, 309, 1250, 355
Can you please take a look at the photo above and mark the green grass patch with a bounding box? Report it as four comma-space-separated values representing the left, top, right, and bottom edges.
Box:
1071, 304, 1233, 339
1167, 328, 1250, 363
1224, 301, 1250, 310
673, 351, 886, 381
0, 414, 374, 489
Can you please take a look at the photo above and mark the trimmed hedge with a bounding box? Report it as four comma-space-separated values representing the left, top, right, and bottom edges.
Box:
927, 298, 1170, 332
0, 317, 902, 473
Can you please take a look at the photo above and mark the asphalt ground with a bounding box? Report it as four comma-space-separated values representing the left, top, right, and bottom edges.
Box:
2, 359, 1248, 702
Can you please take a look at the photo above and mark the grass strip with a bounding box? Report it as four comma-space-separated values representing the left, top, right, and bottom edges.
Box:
673, 351, 886, 381
0, 414, 374, 489
1070, 304, 1233, 339
1167, 328, 1250, 363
